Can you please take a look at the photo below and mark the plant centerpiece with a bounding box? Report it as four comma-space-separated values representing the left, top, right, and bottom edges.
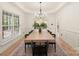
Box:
33, 20, 47, 33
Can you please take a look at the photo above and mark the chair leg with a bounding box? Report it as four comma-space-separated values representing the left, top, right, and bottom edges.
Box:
54, 43, 56, 52
32, 52, 34, 56
28, 44, 29, 48
46, 52, 47, 56
25, 43, 26, 53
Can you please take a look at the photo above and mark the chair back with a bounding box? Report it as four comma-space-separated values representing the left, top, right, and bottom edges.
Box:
25, 34, 29, 38
51, 34, 56, 38
29, 30, 34, 35
31, 41, 49, 56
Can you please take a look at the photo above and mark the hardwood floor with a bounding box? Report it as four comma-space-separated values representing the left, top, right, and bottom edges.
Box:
0, 37, 79, 56
0, 38, 25, 56
10, 44, 67, 56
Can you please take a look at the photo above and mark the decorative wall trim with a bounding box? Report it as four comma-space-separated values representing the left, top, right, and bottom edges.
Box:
57, 37, 79, 56
61, 29, 79, 35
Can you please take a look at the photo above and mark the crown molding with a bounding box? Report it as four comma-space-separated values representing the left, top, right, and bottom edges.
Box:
11, 2, 32, 14
47, 2, 68, 14
12, 2, 68, 14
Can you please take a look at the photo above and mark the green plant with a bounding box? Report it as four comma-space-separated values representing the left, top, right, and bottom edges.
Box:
33, 22, 47, 29
40, 22, 47, 29
33, 22, 39, 29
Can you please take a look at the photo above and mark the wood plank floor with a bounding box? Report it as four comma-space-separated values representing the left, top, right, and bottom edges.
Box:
13, 43, 66, 56
1, 37, 79, 56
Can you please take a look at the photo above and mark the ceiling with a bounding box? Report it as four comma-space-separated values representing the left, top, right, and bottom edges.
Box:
13, 2, 67, 14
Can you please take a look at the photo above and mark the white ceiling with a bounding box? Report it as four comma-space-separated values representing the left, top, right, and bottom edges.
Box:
13, 2, 67, 14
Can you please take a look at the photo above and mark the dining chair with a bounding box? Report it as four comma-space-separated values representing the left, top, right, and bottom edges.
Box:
47, 30, 52, 34
25, 34, 29, 38
47, 30, 50, 32
48, 34, 56, 52
31, 41, 49, 56
29, 30, 33, 35
25, 30, 34, 47
25, 33, 31, 53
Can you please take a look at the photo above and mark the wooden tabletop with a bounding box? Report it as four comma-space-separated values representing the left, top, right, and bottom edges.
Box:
25, 29, 54, 41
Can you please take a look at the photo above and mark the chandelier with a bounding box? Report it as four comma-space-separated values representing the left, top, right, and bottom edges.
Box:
34, 2, 47, 25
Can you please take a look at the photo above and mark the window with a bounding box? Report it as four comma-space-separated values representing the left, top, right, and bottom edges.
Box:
14, 15, 19, 35
2, 11, 19, 39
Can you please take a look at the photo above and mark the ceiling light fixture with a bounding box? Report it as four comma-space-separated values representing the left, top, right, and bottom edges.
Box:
34, 2, 47, 24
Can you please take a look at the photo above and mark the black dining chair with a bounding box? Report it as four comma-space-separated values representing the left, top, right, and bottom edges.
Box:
31, 41, 49, 56
25, 30, 34, 47
25, 33, 31, 47
48, 34, 56, 52
29, 30, 33, 35
25, 34, 29, 38
47, 30, 50, 32
47, 30, 52, 34
25, 33, 31, 53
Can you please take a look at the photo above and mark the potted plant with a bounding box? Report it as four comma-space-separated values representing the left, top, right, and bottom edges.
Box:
40, 22, 47, 29
33, 21, 47, 33
33, 22, 39, 29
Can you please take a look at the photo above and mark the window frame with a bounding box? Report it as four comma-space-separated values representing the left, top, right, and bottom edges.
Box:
2, 11, 20, 39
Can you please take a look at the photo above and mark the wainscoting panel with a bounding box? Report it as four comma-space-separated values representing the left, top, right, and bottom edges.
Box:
61, 29, 79, 51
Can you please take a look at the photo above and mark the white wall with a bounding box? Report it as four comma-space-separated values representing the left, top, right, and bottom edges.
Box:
56, 2, 79, 50
20, 13, 34, 34
24, 13, 34, 34
47, 13, 57, 34
0, 6, 2, 40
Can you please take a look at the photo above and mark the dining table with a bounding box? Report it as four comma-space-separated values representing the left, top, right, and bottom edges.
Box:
24, 29, 55, 53
24, 29, 54, 41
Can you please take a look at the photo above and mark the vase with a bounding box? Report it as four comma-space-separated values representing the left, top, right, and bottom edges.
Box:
39, 28, 42, 34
